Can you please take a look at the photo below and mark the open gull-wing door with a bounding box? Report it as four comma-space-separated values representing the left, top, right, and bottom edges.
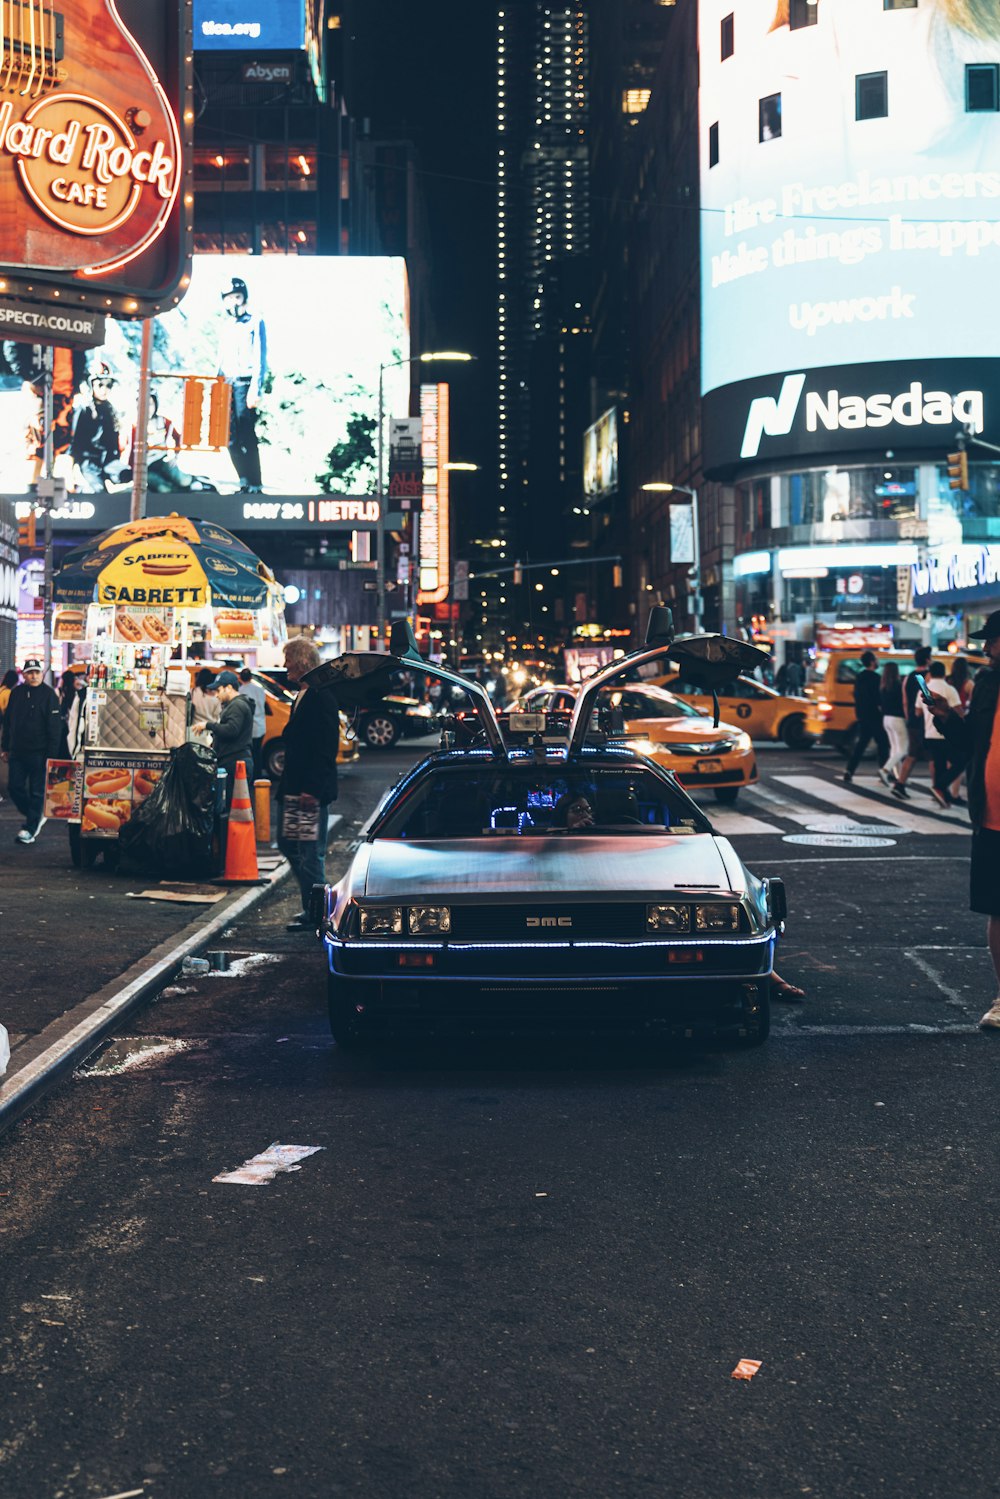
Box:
303, 620, 506, 756
566, 605, 771, 755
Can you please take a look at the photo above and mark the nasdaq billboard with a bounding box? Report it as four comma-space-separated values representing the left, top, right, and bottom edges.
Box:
699, 0, 1000, 472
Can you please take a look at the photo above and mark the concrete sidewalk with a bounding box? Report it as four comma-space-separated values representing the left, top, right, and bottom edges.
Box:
0, 790, 285, 1055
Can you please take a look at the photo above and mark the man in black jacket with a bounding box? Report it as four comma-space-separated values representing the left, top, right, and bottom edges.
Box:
0, 659, 63, 843
843, 650, 889, 783
194, 670, 254, 811
931, 614, 1000, 1028
276, 638, 340, 931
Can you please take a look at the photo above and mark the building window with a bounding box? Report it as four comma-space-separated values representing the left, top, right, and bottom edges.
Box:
856, 71, 888, 120
758, 93, 781, 141
789, 0, 819, 27
721, 13, 734, 60
967, 63, 1000, 112
708, 121, 719, 168
622, 88, 651, 115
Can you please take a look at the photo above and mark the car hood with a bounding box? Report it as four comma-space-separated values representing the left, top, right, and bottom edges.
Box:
363, 836, 742, 901
623, 717, 744, 743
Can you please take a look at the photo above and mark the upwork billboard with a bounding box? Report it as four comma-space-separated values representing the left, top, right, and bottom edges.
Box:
699, 0, 1000, 471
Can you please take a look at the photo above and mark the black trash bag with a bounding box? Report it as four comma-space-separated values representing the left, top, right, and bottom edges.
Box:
119, 741, 219, 878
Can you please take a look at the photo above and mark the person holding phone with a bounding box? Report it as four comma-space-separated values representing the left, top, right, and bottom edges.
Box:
918, 661, 963, 809
927, 612, 1000, 1028
892, 646, 934, 800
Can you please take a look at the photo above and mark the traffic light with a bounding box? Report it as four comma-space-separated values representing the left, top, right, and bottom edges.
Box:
17, 510, 36, 549
947, 448, 969, 491
612, 563, 623, 589
512, 561, 523, 586
207, 378, 231, 449
181, 377, 204, 444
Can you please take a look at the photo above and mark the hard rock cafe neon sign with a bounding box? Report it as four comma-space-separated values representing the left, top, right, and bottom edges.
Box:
0, 1, 182, 277
2, 93, 176, 235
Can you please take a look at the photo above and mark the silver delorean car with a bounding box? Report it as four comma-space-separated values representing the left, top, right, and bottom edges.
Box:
305, 611, 788, 1048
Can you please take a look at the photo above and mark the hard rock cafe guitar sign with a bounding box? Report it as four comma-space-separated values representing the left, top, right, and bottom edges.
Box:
0, 0, 190, 316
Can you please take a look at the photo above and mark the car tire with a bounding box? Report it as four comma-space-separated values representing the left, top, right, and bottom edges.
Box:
736, 985, 771, 1048
780, 713, 814, 750
264, 739, 285, 780
327, 976, 365, 1048
714, 786, 740, 804
363, 713, 399, 750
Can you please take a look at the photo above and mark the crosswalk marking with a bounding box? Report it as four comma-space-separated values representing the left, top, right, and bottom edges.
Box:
710, 810, 782, 835
772, 775, 970, 837
691, 773, 973, 838
851, 774, 968, 829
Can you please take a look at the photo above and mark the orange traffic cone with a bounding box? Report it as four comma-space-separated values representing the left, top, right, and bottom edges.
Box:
218, 760, 266, 884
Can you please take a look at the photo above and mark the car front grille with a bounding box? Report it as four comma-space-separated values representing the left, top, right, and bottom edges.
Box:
448, 903, 647, 940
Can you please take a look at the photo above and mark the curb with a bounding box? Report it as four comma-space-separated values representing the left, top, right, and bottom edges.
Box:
0, 859, 290, 1135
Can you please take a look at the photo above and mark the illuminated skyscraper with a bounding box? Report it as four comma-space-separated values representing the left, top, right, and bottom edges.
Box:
497, 3, 589, 561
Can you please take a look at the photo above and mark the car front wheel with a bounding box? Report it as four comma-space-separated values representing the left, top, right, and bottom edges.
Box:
363, 713, 399, 749
264, 739, 285, 780
714, 786, 740, 804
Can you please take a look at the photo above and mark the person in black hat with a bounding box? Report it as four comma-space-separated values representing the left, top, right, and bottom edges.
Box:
0, 659, 62, 844
928, 611, 1000, 1027
216, 275, 267, 494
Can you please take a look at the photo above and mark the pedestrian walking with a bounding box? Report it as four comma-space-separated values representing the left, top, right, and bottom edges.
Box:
927, 612, 1000, 1027
878, 659, 908, 786
275, 637, 340, 932
238, 667, 267, 781
891, 645, 933, 800
949, 655, 974, 709
192, 670, 254, 813
785, 657, 804, 695
843, 651, 889, 783
920, 660, 963, 808
0, 658, 62, 843
0, 667, 18, 718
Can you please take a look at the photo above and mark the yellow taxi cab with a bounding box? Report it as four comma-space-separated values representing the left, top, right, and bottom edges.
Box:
513, 682, 757, 803
653, 671, 814, 748
804, 647, 986, 751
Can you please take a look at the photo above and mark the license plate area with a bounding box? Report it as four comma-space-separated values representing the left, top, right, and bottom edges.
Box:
696, 758, 723, 773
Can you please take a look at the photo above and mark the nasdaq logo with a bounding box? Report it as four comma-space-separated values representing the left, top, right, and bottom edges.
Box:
741, 373, 984, 459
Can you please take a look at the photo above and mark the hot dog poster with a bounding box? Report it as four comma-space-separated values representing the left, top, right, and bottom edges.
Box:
82, 755, 165, 838
210, 609, 261, 649
44, 760, 83, 822
112, 606, 175, 647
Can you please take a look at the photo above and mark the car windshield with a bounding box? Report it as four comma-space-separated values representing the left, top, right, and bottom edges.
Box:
376, 765, 711, 839
599, 686, 704, 720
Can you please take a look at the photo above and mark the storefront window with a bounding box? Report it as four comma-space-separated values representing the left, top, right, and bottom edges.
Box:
784, 567, 901, 617
781, 465, 917, 524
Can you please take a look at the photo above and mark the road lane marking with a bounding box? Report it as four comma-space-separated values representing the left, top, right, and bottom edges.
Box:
710, 811, 783, 835
773, 1023, 979, 1036
905, 950, 971, 1012
772, 775, 970, 836
852, 775, 968, 828
213, 1143, 324, 1186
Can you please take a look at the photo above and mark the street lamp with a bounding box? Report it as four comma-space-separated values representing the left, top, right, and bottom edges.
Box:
641, 481, 702, 629
376, 351, 474, 644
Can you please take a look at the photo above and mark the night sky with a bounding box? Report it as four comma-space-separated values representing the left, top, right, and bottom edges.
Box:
342, 0, 498, 531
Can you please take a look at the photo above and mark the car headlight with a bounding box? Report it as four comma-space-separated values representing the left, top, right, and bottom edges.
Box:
734, 731, 752, 752
694, 904, 741, 932
627, 737, 655, 755
360, 906, 404, 936
408, 905, 452, 935
647, 903, 690, 933
410, 704, 433, 718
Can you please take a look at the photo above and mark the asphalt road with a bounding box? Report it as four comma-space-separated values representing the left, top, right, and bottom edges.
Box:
1, 741, 996, 1499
